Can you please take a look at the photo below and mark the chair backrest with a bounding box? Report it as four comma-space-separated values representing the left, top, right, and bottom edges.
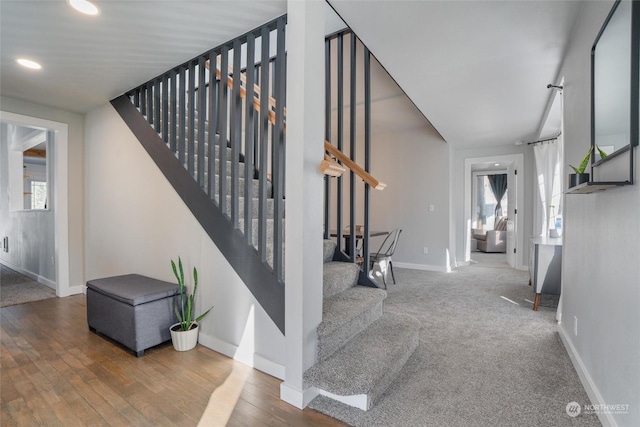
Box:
373, 228, 402, 258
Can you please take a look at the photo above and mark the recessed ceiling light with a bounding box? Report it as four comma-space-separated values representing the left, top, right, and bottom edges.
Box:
68, 0, 100, 16
494, 163, 500, 167
16, 58, 42, 70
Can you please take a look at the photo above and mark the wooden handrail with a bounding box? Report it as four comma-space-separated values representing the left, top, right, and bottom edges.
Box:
324, 142, 386, 190
319, 154, 346, 177
205, 61, 384, 188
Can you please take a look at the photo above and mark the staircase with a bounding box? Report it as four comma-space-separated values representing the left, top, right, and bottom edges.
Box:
304, 240, 419, 410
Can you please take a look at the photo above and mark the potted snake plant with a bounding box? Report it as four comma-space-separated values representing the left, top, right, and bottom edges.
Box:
169, 257, 213, 351
569, 146, 608, 188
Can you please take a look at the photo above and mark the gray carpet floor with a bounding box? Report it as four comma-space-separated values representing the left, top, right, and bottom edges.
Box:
0, 264, 56, 307
309, 252, 601, 427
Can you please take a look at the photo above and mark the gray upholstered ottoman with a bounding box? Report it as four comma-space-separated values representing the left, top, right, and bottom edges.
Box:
86, 274, 179, 357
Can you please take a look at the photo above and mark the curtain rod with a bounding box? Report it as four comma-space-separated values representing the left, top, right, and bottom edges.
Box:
527, 133, 561, 145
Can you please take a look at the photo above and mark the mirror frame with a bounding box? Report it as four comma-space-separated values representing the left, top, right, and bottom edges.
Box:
591, 0, 639, 183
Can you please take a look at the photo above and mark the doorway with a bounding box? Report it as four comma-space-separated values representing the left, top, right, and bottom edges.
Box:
464, 154, 524, 270
0, 111, 71, 297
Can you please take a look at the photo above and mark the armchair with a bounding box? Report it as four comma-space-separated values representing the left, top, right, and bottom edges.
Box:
472, 218, 507, 253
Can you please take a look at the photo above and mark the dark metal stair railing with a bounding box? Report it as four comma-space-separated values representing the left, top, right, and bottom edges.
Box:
111, 15, 287, 332
323, 30, 380, 288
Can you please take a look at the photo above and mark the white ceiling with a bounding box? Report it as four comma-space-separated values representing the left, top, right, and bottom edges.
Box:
0, 0, 286, 113
327, 0, 582, 148
1, 0, 579, 149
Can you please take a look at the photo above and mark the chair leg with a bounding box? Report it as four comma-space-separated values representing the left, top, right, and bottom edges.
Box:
390, 261, 396, 284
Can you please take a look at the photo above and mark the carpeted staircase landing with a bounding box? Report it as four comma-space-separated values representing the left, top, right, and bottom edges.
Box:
304, 240, 420, 411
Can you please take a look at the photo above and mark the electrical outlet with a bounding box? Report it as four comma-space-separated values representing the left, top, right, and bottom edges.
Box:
429, 204, 435, 212
423, 247, 428, 255
574, 316, 578, 336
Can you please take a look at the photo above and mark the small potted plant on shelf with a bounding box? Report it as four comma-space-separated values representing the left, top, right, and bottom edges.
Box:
169, 257, 213, 351
569, 146, 608, 188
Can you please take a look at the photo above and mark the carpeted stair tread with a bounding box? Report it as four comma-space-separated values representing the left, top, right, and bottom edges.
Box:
323, 240, 336, 263
304, 312, 420, 405
318, 286, 387, 361
222, 196, 279, 219
323, 262, 360, 299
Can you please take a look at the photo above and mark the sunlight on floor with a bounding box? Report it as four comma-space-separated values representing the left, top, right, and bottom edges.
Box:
197, 362, 252, 426
197, 304, 255, 426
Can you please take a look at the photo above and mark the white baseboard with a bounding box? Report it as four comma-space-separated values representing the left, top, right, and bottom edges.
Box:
0, 260, 57, 290
198, 332, 285, 380
280, 383, 319, 409
394, 262, 450, 273
59, 285, 84, 297
558, 325, 617, 427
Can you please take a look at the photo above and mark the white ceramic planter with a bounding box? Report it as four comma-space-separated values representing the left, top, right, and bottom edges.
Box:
170, 323, 199, 351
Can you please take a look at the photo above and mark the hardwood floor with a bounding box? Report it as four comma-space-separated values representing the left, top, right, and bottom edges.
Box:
0, 295, 348, 426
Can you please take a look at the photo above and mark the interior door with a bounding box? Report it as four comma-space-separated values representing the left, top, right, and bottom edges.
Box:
506, 162, 517, 268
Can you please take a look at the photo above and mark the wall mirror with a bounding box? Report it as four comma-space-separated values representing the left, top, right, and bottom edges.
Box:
591, 0, 639, 177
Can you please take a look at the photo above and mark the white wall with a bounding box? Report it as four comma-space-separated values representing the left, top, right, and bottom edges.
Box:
0, 97, 84, 295
370, 125, 450, 270
84, 103, 285, 377
451, 143, 534, 268
557, 1, 640, 426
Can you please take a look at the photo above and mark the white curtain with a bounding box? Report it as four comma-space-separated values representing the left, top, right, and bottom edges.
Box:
533, 137, 563, 236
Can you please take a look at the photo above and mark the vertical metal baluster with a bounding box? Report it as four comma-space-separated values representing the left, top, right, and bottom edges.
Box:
336, 34, 344, 253
197, 56, 206, 188
208, 51, 219, 199
219, 45, 229, 213
178, 66, 186, 165
147, 81, 154, 127
258, 25, 270, 263
324, 38, 332, 240
244, 33, 256, 243
154, 78, 161, 133
133, 88, 140, 109
273, 17, 286, 282
230, 39, 242, 229
140, 84, 147, 117
162, 74, 169, 144
170, 69, 177, 153
364, 45, 372, 271
187, 60, 196, 176
349, 32, 357, 260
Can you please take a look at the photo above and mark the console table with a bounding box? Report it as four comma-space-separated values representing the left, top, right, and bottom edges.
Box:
529, 236, 562, 311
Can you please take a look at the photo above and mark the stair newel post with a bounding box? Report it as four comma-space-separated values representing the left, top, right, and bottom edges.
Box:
231, 38, 243, 229
363, 46, 372, 272
273, 16, 287, 283
348, 32, 357, 261
169, 68, 178, 154
178, 66, 186, 166
218, 45, 229, 210
323, 37, 332, 240
258, 24, 270, 264
197, 56, 206, 188
244, 34, 256, 243
207, 51, 218, 198
187, 60, 196, 177
336, 34, 344, 253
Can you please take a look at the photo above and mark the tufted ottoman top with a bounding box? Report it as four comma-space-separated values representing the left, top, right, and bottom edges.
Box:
86, 274, 179, 306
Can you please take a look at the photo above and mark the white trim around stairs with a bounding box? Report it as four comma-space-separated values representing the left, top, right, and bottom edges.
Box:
317, 388, 369, 411
558, 324, 616, 427
394, 262, 451, 273
198, 332, 285, 380
280, 383, 319, 409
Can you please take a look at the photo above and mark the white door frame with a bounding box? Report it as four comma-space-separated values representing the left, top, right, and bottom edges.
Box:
0, 111, 71, 296
464, 154, 525, 270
